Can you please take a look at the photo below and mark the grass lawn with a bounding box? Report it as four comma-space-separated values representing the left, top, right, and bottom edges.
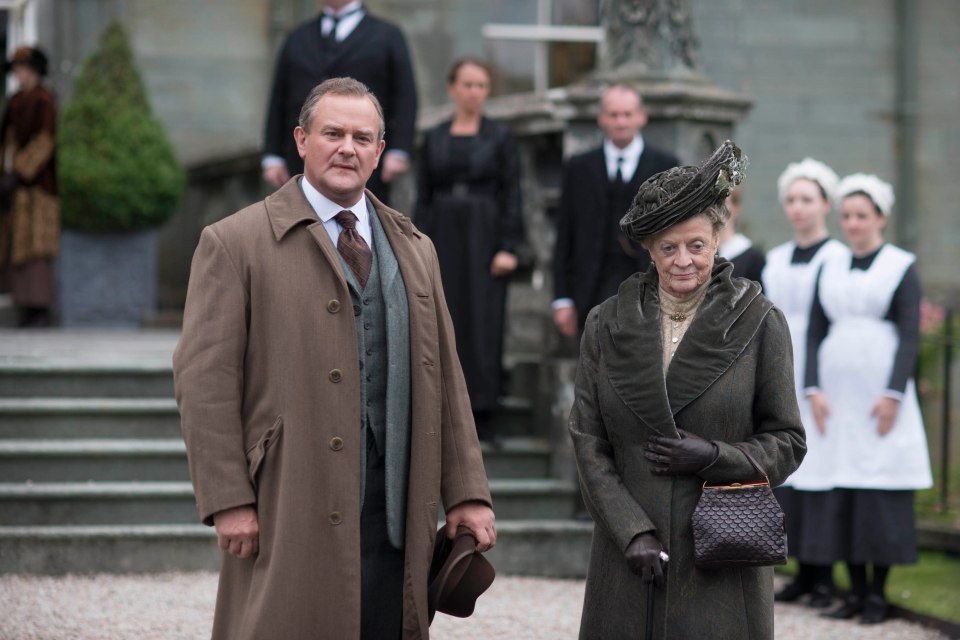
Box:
883, 551, 960, 623
778, 550, 960, 624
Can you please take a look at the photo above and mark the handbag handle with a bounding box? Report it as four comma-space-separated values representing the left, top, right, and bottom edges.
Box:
731, 444, 770, 483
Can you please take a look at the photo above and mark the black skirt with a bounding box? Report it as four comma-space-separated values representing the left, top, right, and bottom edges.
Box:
776, 487, 918, 565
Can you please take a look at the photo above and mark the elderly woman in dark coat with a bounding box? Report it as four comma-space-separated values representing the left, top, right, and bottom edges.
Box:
569, 141, 806, 639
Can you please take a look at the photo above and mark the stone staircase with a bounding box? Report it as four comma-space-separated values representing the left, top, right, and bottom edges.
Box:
0, 330, 592, 576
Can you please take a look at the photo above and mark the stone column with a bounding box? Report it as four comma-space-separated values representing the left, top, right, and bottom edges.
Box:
416, 0, 754, 476
593, 0, 752, 164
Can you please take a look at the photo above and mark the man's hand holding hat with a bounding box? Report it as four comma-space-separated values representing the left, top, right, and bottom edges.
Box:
444, 500, 496, 551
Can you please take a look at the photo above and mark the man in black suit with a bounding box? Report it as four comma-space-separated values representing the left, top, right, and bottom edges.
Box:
262, 0, 417, 203
552, 85, 679, 336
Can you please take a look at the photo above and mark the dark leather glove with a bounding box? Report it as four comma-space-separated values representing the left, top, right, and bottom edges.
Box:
644, 428, 718, 476
624, 532, 667, 585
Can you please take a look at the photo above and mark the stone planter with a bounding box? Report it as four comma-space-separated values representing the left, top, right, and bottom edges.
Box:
57, 229, 157, 327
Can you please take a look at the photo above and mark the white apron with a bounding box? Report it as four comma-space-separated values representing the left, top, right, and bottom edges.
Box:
762, 238, 848, 489
815, 244, 932, 490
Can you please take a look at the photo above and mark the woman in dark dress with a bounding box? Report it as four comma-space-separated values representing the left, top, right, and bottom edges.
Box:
806, 173, 932, 624
415, 57, 524, 443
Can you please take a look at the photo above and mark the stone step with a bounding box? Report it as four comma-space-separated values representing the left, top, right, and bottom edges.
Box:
0, 366, 174, 398
0, 439, 189, 483
0, 395, 535, 438
0, 478, 577, 526
0, 398, 181, 439
0, 436, 551, 482
0, 520, 593, 577
487, 519, 593, 578
489, 396, 538, 438
479, 437, 551, 479
501, 352, 541, 403
0, 480, 578, 526
0, 482, 200, 526
488, 479, 578, 520
0, 524, 221, 575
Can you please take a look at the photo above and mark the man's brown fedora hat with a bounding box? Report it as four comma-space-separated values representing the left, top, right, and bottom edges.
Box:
428, 526, 496, 623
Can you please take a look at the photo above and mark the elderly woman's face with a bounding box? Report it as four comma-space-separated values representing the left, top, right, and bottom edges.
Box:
646, 214, 717, 299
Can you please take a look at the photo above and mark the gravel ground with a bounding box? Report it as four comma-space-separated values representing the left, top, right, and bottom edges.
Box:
0, 573, 951, 640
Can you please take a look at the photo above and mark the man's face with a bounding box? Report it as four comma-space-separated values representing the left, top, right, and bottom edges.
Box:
294, 94, 385, 207
321, 0, 353, 11
597, 89, 648, 149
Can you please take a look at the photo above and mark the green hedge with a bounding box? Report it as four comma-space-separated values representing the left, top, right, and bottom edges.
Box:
58, 21, 185, 231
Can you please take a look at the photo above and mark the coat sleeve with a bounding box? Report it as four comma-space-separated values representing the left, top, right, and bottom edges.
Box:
172, 225, 255, 526
495, 128, 524, 255
412, 133, 434, 234
700, 308, 807, 487
263, 38, 292, 161
384, 26, 417, 155
428, 239, 493, 510
552, 159, 578, 302
12, 94, 55, 182
569, 307, 657, 551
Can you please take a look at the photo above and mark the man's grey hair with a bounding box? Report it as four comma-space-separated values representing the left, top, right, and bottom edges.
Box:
298, 77, 386, 140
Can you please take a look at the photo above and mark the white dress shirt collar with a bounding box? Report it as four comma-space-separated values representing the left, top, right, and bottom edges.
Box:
321, 2, 365, 41
300, 177, 373, 248
603, 134, 645, 182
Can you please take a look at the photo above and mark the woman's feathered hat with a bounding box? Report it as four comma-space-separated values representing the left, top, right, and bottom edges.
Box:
776, 158, 839, 203
620, 140, 746, 241
6, 45, 48, 77
835, 173, 895, 216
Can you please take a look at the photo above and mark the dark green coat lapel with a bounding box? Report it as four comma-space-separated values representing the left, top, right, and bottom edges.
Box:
600, 259, 773, 433
667, 260, 771, 413
599, 268, 676, 436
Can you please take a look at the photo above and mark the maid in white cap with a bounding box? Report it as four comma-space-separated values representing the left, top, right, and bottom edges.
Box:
805, 173, 933, 625
763, 158, 848, 609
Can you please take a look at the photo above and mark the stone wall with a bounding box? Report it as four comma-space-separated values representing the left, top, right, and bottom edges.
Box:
690, 0, 960, 302
43, 0, 273, 166
35, 0, 960, 309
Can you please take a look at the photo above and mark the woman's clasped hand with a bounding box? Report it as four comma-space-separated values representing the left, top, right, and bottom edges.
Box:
643, 429, 719, 475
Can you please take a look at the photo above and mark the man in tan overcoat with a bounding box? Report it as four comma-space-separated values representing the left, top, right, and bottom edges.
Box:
173, 77, 495, 640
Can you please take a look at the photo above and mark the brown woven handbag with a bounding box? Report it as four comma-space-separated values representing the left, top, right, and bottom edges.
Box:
691, 444, 788, 569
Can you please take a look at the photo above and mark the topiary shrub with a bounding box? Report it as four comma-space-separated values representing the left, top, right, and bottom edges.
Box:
58, 21, 185, 231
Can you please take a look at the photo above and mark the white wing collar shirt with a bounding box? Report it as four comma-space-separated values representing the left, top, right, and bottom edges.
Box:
300, 176, 373, 249
603, 134, 645, 182
320, 0, 365, 41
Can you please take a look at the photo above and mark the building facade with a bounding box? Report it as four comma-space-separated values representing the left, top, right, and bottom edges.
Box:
21, 0, 960, 305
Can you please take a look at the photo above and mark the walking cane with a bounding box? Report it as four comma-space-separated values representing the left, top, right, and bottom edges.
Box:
645, 551, 669, 640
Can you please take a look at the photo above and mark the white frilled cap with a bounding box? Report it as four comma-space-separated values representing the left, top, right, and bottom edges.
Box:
835, 172, 896, 216
776, 157, 840, 204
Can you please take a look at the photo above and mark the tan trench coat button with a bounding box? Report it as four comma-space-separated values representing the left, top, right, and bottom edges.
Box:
329, 511, 342, 525
326, 299, 341, 313
329, 369, 342, 383
330, 436, 344, 451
